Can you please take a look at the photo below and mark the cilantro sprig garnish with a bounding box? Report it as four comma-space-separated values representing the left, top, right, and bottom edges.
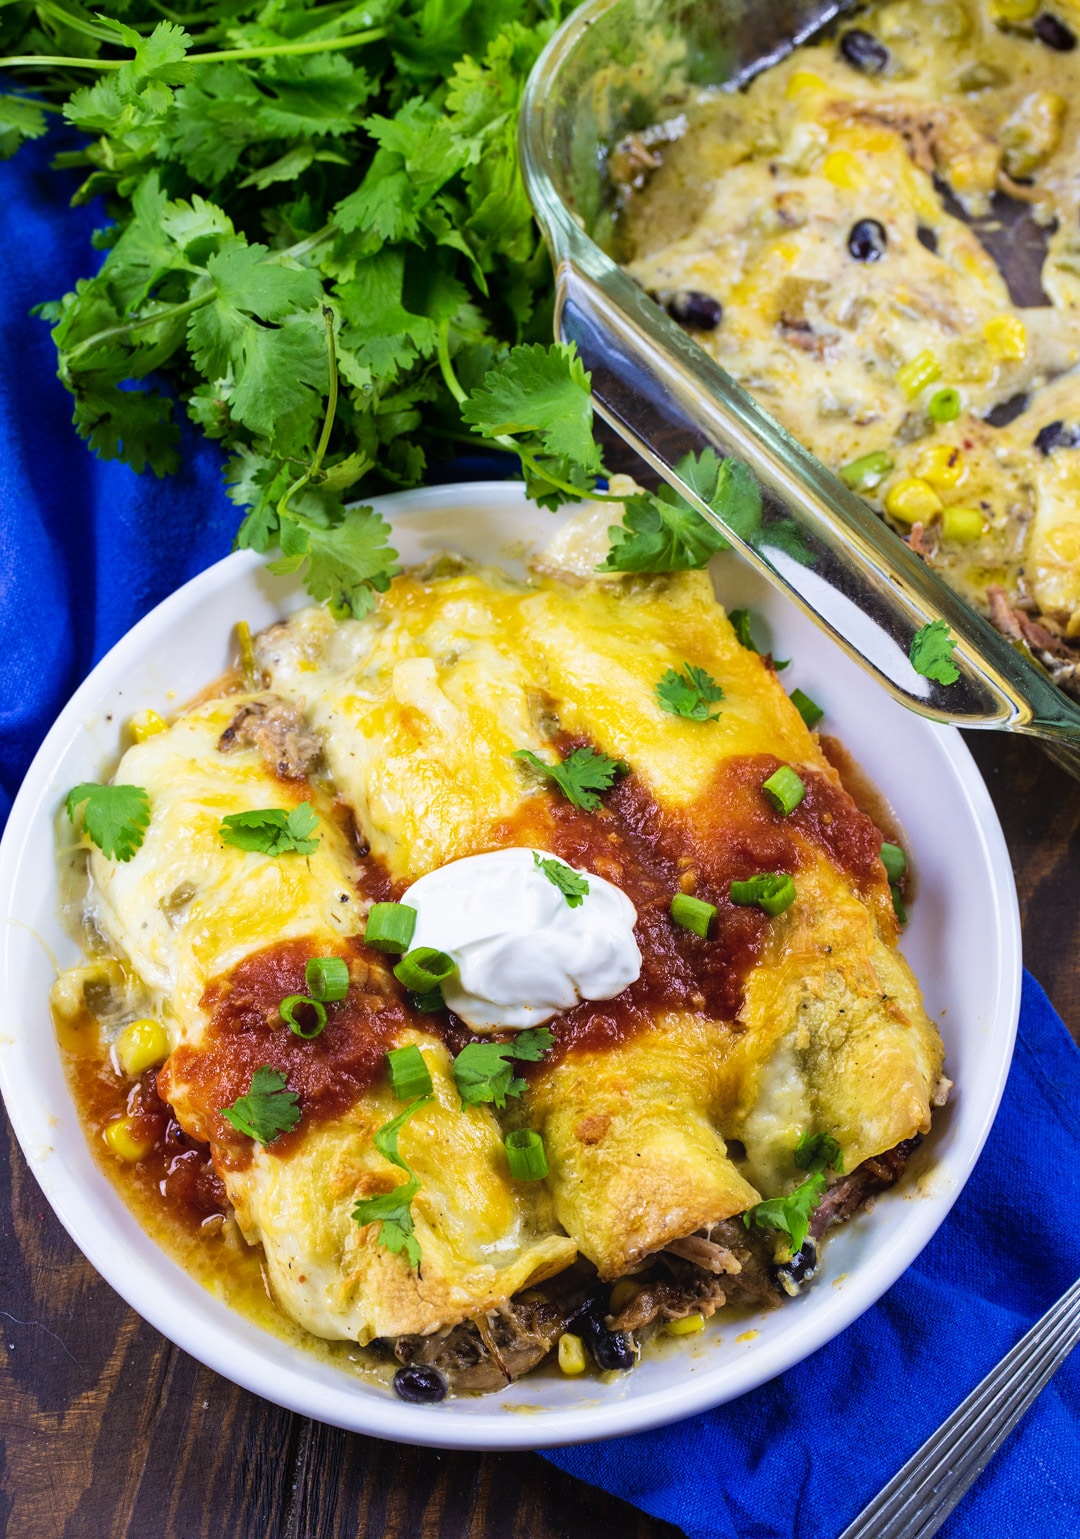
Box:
452, 1028, 554, 1110
744, 1130, 844, 1255
0, 6, 801, 606
514, 747, 628, 812
219, 803, 320, 856
66, 783, 150, 862
352, 1096, 432, 1269
655, 663, 724, 723
910, 619, 960, 685
220, 1066, 300, 1145
533, 852, 590, 908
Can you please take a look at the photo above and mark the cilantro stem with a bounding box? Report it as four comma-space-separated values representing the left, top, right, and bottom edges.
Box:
284, 223, 336, 261
436, 320, 467, 407
180, 26, 388, 62
61, 290, 211, 370
0, 25, 387, 69
277, 306, 338, 524
36, 2, 129, 45
515, 448, 628, 504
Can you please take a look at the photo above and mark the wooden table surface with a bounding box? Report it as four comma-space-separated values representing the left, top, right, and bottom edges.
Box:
1, 729, 1076, 1539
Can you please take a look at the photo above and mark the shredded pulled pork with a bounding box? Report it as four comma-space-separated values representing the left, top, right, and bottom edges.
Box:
384, 1139, 929, 1391
391, 1290, 579, 1394
609, 1220, 780, 1332
986, 584, 1080, 697
810, 1136, 921, 1239
218, 695, 322, 780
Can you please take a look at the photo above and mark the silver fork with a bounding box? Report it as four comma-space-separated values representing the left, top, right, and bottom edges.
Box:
838, 1276, 1080, 1539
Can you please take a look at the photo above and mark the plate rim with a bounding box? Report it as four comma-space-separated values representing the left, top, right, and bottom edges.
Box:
0, 480, 1022, 1450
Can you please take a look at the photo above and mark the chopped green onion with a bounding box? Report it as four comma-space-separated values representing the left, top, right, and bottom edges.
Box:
409, 990, 445, 1013
305, 955, 350, 1002
394, 947, 456, 993
386, 1044, 433, 1100
505, 1129, 549, 1181
730, 873, 797, 915
891, 885, 908, 925
279, 994, 327, 1040
790, 688, 824, 729
927, 387, 960, 423
670, 893, 718, 938
762, 766, 806, 816
839, 450, 893, 491
364, 902, 417, 954
880, 842, 907, 884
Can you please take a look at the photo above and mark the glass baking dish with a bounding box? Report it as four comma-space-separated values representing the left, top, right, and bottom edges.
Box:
520, 0, 1080, 767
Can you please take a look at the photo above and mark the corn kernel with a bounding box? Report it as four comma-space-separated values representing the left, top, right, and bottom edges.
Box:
786, 70, 827, 99
103, 1116, 156, 1164
896, 351, 942, 399
885, 478, 944, 525
942, 506, 986, 542
609, 1279, 640, 1314
130, 709, 168, 743
666, 1313, 706, 1337
821, 150, 863, 190
991, 0, 1037, 16
558, 1332, 587, 1375
983, 315, 1027, 362
115, 1018, 170, 1077
913, 444, 964, 490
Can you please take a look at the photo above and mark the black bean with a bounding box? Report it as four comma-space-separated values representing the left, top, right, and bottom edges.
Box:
985, 393, 1030, 428
848, 219, 888, 261
666, 290, 723, 330
773, 1239, 820, 1297
916, 225, 939, 254
1034, 12, 1076, 49
839, 29, 890, 73
1034, 420, 1080, 454
575, 1296, 637, 1371
392, 1364, 448, 1403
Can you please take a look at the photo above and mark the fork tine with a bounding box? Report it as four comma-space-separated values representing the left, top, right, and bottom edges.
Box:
838, 1277, 1080, 1539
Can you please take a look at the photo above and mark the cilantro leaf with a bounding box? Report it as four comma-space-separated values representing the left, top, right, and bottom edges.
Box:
656, 663, 724, 723
506, 1026, 556, 1062
352, 1186, 422, 1268
220, 1066, 301, 1144
0, 95, 49, 159
352, 1097, 432, 1269
743, 1171, 827, 1257
727, 608, 789, 668
66, 783, 150, 862
513, 747, 629, 812
219, 802, 320, 855
452, 1028, 554, 1109
601, 452, 813, 574
744, 1129, 844, 1253
728, 609, 758, 652
461, 342, 601, 474
533, 852, 590, 908
910, 619, 960, 686
795, 1131, 844, 1174
270, 505, 400, 619
599, 491, 729, 575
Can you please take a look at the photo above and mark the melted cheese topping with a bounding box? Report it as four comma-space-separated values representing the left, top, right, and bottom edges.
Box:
62, 537, 944, 1347
622, 0, 1080, 657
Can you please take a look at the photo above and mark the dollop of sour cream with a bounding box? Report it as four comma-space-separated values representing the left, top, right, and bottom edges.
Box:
402, 847, 642, 1032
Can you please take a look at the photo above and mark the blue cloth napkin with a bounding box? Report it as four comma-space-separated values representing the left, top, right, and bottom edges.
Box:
2, 129, 1078, 1539
545, 970, 1080, 1538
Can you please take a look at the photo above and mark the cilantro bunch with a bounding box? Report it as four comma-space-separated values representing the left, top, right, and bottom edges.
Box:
0, 0, 791, 614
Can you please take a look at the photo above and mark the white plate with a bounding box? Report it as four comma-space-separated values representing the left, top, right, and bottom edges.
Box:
0, 481, 1021, 1451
